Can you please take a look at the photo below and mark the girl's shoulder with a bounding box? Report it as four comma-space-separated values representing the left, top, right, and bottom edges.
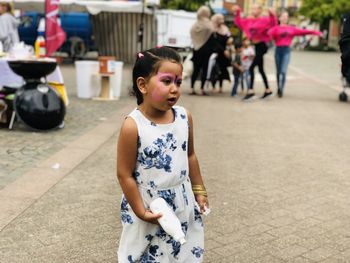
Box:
127, 107, 139, 118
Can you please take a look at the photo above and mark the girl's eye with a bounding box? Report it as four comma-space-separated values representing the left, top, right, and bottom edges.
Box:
161, 78, 173, 86
176, 80, 182, 87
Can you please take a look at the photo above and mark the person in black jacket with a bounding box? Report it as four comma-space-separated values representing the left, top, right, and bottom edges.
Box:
190, 6, 215, 96
339, 12, 350, 84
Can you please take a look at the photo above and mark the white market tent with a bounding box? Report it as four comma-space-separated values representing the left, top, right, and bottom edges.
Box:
6, 0, 159, 62
6, 0, 155, 14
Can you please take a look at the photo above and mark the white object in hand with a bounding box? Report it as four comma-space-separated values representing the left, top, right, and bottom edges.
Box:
203, 205, 211, 216
150, 197, 186, 245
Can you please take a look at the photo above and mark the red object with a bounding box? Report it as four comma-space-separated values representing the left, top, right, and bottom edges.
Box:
45, 0, 66, 56
39, 37, 46, 57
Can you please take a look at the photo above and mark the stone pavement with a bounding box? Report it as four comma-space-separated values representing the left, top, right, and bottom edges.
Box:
2, 51, 350, 262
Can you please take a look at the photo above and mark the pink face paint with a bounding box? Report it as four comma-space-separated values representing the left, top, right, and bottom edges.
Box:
151, 73, 182, 102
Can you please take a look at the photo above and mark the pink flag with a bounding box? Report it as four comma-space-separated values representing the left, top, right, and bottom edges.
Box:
45, 0, 66, 56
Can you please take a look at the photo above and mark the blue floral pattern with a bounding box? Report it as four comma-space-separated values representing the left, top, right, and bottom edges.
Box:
180, 170, 187, 179
182, 184, 189, 206
137, 136, 141, 149
128, 245, 162, 263
145, 234, 153, 241
194, 205, 203, 227
191, 246, 204, 258
133, 171, 142, 184
155, 227, 167, 241
158, 189, 177, 211
182, 141, 187, 151
167, 239, 181, 259
148, 180, 157, 189
137, 133, 177, 172
121, 197, 133, 225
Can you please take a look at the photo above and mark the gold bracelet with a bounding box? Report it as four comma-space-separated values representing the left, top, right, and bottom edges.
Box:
192, 185, 208, 197
192, 184, 206, 190
193, 190, 208, 197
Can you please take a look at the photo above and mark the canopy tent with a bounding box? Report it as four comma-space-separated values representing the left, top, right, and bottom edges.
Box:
5, 0, 159, 63
4, 0, 154, 14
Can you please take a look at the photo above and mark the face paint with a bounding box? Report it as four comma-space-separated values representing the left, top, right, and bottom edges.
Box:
151, 73, 182, 102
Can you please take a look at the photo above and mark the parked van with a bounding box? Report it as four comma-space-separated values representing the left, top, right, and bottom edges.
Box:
18, 12, 96, 58
155, 9, 196, 51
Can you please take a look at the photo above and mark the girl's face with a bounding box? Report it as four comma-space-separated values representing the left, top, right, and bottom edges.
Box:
251, 4, 262, 17
144, 61, 183, 111
243, 39, 249, 47
279, 12, 289, 24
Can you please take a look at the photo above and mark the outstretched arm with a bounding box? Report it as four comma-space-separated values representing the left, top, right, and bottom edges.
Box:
232, 5, 243, 29
187, 110, 209, 213
117, 117, 161, 224
293, 27, 323, 37
268, 8, 278, 27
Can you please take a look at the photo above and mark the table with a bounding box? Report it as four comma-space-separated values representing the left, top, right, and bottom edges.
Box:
0, 58, 64, 88
0, 58, 67, 129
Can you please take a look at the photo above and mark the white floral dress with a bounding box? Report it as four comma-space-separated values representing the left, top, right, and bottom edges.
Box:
117, 106, 204, 263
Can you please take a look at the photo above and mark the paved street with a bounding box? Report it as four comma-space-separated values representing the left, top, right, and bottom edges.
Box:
2, 50, 350, 262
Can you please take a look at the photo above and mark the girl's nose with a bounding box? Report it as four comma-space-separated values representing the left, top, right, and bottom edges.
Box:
169, 83, 179, 93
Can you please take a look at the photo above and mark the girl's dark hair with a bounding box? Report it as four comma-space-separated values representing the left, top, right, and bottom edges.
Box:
132, 46, 182, 105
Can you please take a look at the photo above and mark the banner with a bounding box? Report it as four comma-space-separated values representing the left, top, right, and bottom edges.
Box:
45, 0, 66, 56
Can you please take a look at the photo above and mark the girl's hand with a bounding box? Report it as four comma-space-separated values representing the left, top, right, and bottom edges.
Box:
195, 194, 209, 214
268, 7, 276, 16
140, 209, 162, 225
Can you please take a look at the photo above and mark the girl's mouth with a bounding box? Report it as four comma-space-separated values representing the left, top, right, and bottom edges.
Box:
167, 97, 177, 105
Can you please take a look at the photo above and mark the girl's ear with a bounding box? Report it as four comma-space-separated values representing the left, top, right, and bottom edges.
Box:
136, 77, 147, 95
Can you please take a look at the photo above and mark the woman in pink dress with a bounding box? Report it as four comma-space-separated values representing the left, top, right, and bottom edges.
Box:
268, 12, 322, 97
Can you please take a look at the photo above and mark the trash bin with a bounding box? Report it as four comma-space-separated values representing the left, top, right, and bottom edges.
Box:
110, 61, 124, 99
75, 61, 100, 99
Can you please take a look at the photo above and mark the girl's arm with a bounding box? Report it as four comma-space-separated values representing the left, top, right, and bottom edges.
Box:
292, 27, 323, 37
232, 6, 243, 30
187, 110, 209, 213
117, 118, 161, 224
233, 62, 243, 72
268, 8, 278, 27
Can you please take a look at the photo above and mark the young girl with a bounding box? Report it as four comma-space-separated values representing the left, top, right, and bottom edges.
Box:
268, 11, 322, 97
231, 42, 243, 97
117, 47, 209, 262
241, 37, 255, 92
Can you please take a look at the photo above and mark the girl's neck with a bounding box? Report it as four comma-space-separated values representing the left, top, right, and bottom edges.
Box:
138, 104, 174, 124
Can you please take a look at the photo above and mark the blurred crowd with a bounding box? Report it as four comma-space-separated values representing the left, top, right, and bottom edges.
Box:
189, 4, 323, 100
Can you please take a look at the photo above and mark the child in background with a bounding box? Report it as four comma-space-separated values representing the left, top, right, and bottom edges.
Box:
231, 42, 244, 97
117, 47, 209, 262
224, 36, 235, 67
241, 37, 255, 93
